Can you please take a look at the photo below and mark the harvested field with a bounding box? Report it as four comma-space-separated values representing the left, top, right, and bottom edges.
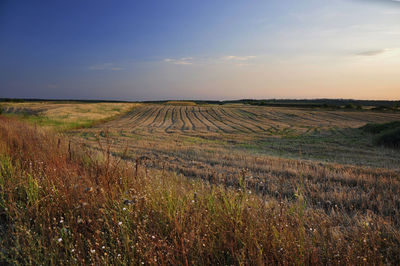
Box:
3, 103, 400, 264
74, 104, 400, 225
104, 105, 400, 135
78, 104, 400, 172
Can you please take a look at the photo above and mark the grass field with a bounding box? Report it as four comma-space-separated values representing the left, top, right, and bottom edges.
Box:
1, 101, 400, 264
0, 101, 140, 131
100, 104, 400, 133
77, 104, 400, 168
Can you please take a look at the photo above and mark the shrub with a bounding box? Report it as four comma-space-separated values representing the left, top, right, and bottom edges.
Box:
360, 121, 400, 134
375, 127, 400, 148
360, 121, 400, 148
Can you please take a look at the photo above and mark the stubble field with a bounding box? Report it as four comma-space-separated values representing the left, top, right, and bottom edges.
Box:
2, 101, 400, 264
75, 104, 400, 225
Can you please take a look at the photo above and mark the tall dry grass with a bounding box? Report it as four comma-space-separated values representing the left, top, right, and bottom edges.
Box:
1, 116, 400, 264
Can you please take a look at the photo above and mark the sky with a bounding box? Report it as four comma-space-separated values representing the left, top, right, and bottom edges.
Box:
0, 0, 400, 101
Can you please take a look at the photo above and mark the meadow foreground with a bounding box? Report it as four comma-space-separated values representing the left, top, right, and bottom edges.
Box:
1, 102, 400, 264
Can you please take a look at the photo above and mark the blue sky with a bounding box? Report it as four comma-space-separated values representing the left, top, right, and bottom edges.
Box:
1, 0, 399, 100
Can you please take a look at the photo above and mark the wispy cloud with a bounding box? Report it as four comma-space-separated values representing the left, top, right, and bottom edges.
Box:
235, 63, 251, 67
88, 63, 124, 71
356, 49, 388, 56
221, 55, 256, 61
164, 57, 193, 65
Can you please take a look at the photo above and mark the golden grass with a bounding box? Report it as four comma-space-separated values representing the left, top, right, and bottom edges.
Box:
1, 102, 140, 131
86, 104, 400, 170
1, 116, 400, 264
165, 101, 197, 106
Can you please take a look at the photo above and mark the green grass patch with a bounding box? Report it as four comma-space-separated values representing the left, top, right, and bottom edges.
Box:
2, 113, 94, 131
361, 121, 400, 148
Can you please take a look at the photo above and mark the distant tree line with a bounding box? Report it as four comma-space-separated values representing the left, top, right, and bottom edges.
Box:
0, 98, 131, 103
1, 98, 399, 111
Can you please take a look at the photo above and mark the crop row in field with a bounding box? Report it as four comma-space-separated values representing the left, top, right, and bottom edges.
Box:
75, 105, 400, 229
105, 105, 400, 135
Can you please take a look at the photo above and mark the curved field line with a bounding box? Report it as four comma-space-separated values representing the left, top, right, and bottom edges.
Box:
218, 108, 258, 133
209, 107, 245, 132
133, 106, 158, 128
297, 111, 329, 123
183, 106, 196, 131
261, 110, 317, 127
234, 108, 274, 131
159, 106, 172, 129
210, 108, 246, 132
123, 106, 158, 128
190, 107, 211, 132
230, 109, 270, 131
174, 107, 185, 130
253, 109, 292, 128
235, 108, 277, 132
121, 109, 141, 122
179, 106, 187, 131
151, 106, 168, 128
197, 107, 228, 133
209, 108, 252, 132
148, 106, 164, 127
123, 106, 151, 122
236, 108, 267, 122
204, 108, 236, 132
111, 106, 153, 128
165, 107, 178, 133
141, 106, 162, 127
221, 108, 266, 132
164, 107, 174, 133
132, 106, 160, 128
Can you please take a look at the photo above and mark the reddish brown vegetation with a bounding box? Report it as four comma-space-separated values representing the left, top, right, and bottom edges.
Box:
1, 116, 400, 264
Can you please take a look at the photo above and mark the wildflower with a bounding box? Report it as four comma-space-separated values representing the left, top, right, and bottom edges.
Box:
58, 238, 62, 243
118, 221, 122, 226
71, 249, 75, 252
151, 235, 155, 239
123, 207, 127, 211
102, 246, 105, 249
124, 199, 135, 205
90, 249, 96, 254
